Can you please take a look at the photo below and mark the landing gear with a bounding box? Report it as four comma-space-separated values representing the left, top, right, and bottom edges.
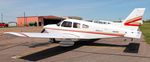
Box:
49, 38, 75, 47
49, 38, 58, 43
131, 38, 134, 41
59, 41, 75, 47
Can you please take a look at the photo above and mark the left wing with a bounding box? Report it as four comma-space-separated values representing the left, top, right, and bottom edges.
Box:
4, 32, 80, 38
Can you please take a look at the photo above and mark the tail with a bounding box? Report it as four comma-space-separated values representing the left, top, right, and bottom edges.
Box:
122, 8, 145, 30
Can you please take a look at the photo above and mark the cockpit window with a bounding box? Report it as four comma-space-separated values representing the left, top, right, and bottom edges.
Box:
73, 22, 80, 28
82, 24, 89, 28
61, 21, 72, 27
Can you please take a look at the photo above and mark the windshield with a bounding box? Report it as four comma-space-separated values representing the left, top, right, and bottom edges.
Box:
61, 21, 72, 27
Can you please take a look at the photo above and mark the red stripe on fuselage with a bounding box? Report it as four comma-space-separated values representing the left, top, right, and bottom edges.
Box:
46, 28, 124, 37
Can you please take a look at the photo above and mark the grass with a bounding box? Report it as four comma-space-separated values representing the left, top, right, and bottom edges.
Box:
140, 22, 150, 44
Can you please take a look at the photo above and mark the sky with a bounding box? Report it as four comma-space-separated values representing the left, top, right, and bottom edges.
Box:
0, 0, 150, 22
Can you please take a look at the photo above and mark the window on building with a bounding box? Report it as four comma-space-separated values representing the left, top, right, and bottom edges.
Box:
61, 21, 72, 27
73, 22, 80, 28
82, 24, 89, 28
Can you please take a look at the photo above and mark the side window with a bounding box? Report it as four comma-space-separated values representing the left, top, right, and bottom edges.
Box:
82, 24, 89, 28
73, 23, 80, 28
61, 21, 72, 27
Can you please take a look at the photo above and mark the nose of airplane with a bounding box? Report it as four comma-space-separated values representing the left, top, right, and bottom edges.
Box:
43, 25, 48, 29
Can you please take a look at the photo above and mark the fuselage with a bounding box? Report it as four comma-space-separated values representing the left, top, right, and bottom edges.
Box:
43, 19, 141, 39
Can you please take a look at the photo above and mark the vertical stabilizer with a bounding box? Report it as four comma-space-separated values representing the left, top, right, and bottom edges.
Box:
122, 8, 145, 30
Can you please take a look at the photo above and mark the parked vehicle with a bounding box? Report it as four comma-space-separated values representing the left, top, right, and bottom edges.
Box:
0, 23, 8, 27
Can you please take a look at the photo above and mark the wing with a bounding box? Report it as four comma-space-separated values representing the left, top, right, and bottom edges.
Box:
4, 32, 80, 38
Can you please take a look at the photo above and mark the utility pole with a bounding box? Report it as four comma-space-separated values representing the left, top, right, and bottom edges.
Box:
1, 13, 3, 23
24, 12, 27, 26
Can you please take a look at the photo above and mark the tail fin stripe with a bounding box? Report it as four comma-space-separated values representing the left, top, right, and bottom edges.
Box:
125, 16, 142, 23
124, 16, 142, 26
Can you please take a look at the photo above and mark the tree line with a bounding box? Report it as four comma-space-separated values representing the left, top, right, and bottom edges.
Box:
144, 19, 150, 22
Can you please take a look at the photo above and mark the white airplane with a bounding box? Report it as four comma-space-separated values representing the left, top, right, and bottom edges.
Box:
5, 8, 145, 47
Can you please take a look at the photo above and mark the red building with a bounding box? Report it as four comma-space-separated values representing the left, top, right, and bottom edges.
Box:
17, 16, 64, 27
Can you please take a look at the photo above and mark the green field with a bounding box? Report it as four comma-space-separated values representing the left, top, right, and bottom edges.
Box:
140, 22, 150, 44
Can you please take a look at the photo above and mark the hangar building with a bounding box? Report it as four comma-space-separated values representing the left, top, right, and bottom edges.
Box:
17, 16, 64, 27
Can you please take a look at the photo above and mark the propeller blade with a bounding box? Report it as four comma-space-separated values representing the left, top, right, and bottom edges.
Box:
41, 29, 45, 33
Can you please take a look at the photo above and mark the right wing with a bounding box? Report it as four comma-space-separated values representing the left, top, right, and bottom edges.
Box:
4, 32, 80, 39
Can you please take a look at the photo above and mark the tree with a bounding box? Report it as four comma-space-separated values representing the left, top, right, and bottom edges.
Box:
144, 19, 150, 22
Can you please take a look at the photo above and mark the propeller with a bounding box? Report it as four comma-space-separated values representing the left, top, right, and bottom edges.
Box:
40, 29, 57, 43
41, 29, 46, 33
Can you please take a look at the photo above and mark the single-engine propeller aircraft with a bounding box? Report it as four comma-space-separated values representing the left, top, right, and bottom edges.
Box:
5, 8, 145, 47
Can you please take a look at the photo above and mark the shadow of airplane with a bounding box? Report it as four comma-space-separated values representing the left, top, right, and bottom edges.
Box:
20, 39, 140, 61
124, 43, 140, 53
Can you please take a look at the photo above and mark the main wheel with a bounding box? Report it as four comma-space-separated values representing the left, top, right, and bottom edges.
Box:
59, 41, 75, 47
49, 38, 59, 43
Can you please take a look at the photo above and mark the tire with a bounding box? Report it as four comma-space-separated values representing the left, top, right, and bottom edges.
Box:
49, 38, 59, 43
